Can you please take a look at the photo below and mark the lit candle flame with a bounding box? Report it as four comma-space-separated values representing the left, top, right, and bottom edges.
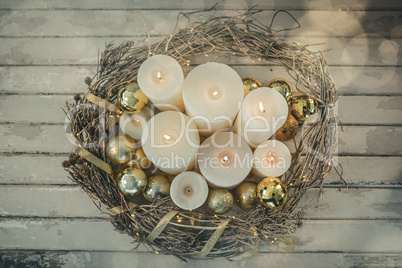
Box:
156, 71, 162, 80
163, 133, 174, 143
258, 101, 265, 113
212, 90, 218, 96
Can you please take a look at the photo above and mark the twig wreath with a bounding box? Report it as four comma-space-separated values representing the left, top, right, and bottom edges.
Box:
63, 7, 341, 262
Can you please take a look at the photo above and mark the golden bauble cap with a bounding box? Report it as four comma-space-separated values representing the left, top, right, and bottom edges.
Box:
273, 113, 299, 141
105, 134, 137, 164
234, 182, 258, 211
256, 177, 288, 209
291, 94, 318, 121
207, 188, 233, 214
267, 78, 293, 100
116, 167, 147, 196
118, 83, 149, 113
143, 175, 170, 202
242, 77, 262, 97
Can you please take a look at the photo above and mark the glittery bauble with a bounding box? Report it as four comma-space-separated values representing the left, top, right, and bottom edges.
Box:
242, 77, 262, 97
207, 189, 233, 214
291, 94, 318, 121
143, 175, 170, 202
273, 113, 299, 141
256, 177, 288, 209
118, 83, 148, 112
234, 182, 258, 211
267, 78, 293, 100
105, 134, 137, 164
116, 167, 147, 196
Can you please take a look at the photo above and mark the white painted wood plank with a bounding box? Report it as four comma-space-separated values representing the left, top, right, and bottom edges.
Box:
0, 155, 73, 185
1, 36, 400, 66
1, 0, 400, 10
1, 66, 402, 96
0, 125, 400, 155
1, 95, 401, 125
1, 187, 401, 219
1, 219, 401, 252
1, 251, 402, 268
338, 126, 402, 155
0, 66, 94, 94
0, 10, 400, 38
325, 156, 402, 186
0, 124, 72, 154
0, 155, 400, 186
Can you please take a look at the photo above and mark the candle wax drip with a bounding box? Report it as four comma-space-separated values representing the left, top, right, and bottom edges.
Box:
207, 85, 223, 101
184, 186, 193, 196
265, 152, 278, 166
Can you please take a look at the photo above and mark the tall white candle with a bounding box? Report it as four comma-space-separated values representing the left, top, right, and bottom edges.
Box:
119, 106, 153, 140
141, 111, 200, 175
198, 131, 253, 189
252, 140, 291, 177
138, 55, 185, 111
170, 171, 209, 210
182, 62, 243, 136
234, 87, 288, 148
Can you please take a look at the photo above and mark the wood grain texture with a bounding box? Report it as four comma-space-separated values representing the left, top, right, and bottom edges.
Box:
0, 10, 400, 38
1, 218, 401, 253
1, 95, 401, 124
1, 187, 401, 219
0, 252, 401, 268
1, 125, 400, 155
1, 36, 401, 66
1, 66, 402, 96
1, 155, 401, 186
1, 0, 401, 10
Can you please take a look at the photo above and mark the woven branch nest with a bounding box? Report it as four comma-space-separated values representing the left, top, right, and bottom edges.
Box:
64, 9, 339, 260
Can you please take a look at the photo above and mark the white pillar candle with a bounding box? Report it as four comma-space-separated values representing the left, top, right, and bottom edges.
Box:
252, 140, 291, 177
138, 55, 185, 111
182, 62, 243, 136
234, 87, 288, 148
141, 111, 200, 175
198, 131, 253, 189
170, 171, 209, 210
119, 106, 153, 140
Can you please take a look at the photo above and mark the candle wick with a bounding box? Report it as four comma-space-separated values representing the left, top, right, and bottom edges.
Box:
258, 101, 266, 113
156, 71, 162, 80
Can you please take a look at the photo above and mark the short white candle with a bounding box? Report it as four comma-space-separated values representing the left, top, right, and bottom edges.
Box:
138, 55, 185, 111
252, 140, 291, 177
119, 106, 153, 140
182, 62, 243, 136
198, 132, 253, 189
234, 87, 288, 148
141, 111, 200, 175
170, 171, 209, 210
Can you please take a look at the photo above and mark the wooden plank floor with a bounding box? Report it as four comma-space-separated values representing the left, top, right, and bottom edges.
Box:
1, 1, 402, 267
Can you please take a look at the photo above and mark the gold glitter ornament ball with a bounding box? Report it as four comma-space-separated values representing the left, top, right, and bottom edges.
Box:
267, 78, 293, 100
256, 177, 288, 209
242, 77, 262, 97
273, 113, 299, 141
234, 182, 258, 211
118, 83, 148, 112
106, 134, 137, 164
116, 167, 147, 196
291, 94, 318, 121
207, 189, 233, 214
143, 175, 170, 202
